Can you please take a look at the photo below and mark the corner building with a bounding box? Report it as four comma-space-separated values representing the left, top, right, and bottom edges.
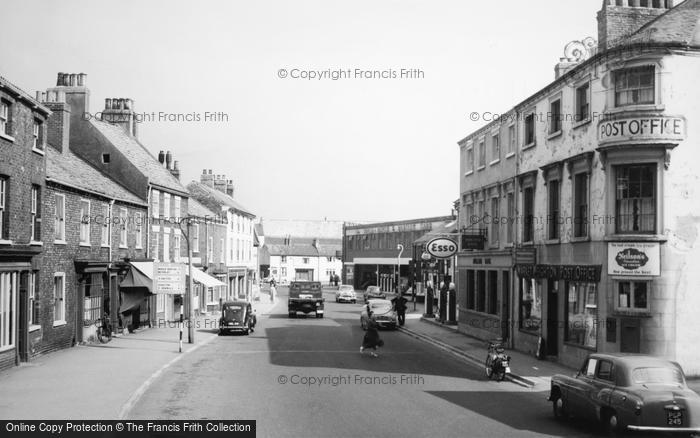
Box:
457, 0, 700, 374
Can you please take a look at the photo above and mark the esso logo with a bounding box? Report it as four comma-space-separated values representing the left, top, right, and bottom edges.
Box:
426, 238, 458, 259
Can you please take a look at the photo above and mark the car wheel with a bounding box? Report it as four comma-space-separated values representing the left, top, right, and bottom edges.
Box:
551, 392, 566, 420
602, 409, 624, 436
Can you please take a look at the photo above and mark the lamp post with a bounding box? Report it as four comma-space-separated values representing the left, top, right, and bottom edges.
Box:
178, 216, 196, 344
421, 251, 434, 317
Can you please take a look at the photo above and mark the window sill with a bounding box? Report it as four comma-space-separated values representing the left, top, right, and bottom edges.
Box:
544, 238, 561, 245
136, 245, 143, 250
101, 244, 110, 248
54, 240, 67, 245
79, 242, 91, 247
521, 241, 535, 246
0, 239, 13, 245
29, 324, 41, 333
571, 236, 590, 243
505, 152, 515, 159
547, 130, 562, 140
0, 132, 16, 142
607, 104, 665, 114
30, 241, 43, 246
32, 147, 45, 156
477, 165, 486, 171
53, 320, 67, 328
573, 118, 591, 130
0, 345, 14, 353
464, 170, 474, 177
604, 234, 666, 243
119, 245, 128, 249
489, 159, 501, 166
522, 142, 536, 151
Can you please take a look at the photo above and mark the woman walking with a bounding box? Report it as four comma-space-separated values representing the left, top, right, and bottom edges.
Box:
361, 307, 383, 357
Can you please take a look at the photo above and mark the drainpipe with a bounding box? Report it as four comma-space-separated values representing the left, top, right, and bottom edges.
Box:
108, 200, 115, 263
146, 186, 152, 260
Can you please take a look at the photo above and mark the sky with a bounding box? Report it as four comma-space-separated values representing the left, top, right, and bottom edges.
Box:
1, 0, 599, 223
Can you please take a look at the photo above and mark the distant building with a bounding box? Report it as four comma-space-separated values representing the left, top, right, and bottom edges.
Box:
258, 219, 342, 284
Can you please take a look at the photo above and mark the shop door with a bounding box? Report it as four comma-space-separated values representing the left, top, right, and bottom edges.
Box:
620, 318, 641, 353
18, 272, 29, 362
501, 271, 510, 342
546, 280, 559, 356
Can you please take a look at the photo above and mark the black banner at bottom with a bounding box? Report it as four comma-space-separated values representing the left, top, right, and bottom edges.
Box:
2, 421, 256, 437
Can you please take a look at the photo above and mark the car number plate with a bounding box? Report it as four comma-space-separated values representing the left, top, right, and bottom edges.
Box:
666, 410, 683, 426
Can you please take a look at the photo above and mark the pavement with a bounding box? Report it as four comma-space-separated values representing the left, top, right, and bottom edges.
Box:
0, 294, 278, 420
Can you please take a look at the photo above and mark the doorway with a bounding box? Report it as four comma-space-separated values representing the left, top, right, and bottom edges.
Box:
546, 280, 559, 356
620, 318, 641, 353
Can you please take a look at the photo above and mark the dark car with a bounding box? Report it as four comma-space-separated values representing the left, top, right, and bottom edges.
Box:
364, 286, 385, 303
288, 281, 324, 318
549, 353, 700, 434
219, 301, 256, 335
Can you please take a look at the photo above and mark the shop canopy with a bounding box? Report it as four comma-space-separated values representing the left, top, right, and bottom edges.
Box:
119, 262, 154, 314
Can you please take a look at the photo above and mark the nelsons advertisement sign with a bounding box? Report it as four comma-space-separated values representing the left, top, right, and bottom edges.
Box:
608, 242, 660, 276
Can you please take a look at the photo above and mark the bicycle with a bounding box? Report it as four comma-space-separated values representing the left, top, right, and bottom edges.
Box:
485, 339, 510, 381
96, 313, 113, 344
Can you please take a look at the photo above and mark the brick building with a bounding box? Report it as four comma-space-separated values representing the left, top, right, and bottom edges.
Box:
0, 74, 50, 371
456, 0, 700, 374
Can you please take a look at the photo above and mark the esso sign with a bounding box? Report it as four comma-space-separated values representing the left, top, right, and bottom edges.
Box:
426, 238, 458, 259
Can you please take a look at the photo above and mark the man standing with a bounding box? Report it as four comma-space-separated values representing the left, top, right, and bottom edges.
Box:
392, 292, 408, 326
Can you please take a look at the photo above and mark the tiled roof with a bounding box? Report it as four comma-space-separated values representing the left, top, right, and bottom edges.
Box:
188, 197, 217, 218
259, 219, 343, 239
186, 181, 255, 217
89, 119, 188, 194
0, 74, 50, 115
46, 148, 145, 205
265, 236, 341, 246
265, 242, 341, 257
624, 0, 700, 47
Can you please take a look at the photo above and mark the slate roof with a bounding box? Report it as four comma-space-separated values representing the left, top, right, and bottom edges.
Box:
188, 197, 218, 219
265, 243, 341, 257
89, 119, 188, 195
46, 148, 145, 206
0, 74, 50, 115
623, 0, 700, 47
186, 181, 255, 217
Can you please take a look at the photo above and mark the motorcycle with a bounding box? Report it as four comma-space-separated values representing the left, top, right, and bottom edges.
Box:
485, 340, 511, 381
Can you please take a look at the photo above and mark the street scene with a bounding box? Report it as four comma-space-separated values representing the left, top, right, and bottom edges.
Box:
2, 0, 700, 437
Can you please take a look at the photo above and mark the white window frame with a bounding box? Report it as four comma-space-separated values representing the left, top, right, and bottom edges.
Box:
153, 232, 160, 262
614, 280, 651, 313
192, 223, 199, 253
119, 207, 128, 248
28, 272, 39, 330
54, 193, 66, 243
53, 272, 66, 326
173, 234, 181, 263
574, 79, 591, 127
151, 190, 160, 219
0, 272, 18, 350
30, 185, 40, 242
490, 133, 500, 165
507, 124, 516, 157
0, 101, 10, 138
79, 199, 90, 245
173, 196, 181, 222
163, 232, 170, 262
32, 119, 44, 152
220, 238, 224, 263
163, 193, 171, 221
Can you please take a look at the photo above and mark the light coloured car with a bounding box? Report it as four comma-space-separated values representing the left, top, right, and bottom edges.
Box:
364, 285, 386, 303
360, 299, 398, 330
335, 285, 357, 303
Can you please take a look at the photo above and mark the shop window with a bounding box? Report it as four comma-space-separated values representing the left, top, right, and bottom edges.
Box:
615, 66, 655, 107
615, 281, 649, 312
615, 164, 656, 234
476, 271, 486, 313
466, 270, 475, 310
519, 278, 541, 332
565, 282, 598, 349
574, 173, 589, 238
0, 272, 17, 348
488, 270, 498, 315
548, 180, 560, 240
522, 187, 534, 243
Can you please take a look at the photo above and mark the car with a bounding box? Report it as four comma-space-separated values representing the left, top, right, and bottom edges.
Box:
364, 285, 385, 303
335, 285, 357, 303
360, 299, 398, 330
288, 281, 324, 318
548, 353, 700, 435
219, 301, 256, 335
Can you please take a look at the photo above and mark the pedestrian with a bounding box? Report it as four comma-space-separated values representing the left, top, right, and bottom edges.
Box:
425, 280, 434, 317
392, 292, 408, 326
270, 277, 276, 288
361, 307, 384, 357
333, 273, 339, 287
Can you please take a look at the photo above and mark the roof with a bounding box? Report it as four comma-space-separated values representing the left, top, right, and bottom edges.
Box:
187, 181, 255, 217
0, 74, 51, 116
345, 216, 456, 231
623, 0, 700, 47
259, 219, 343, 239
188, 197, 218, 219
414, 219, 459, 244
89, 119, 188, 195
591, 353, 677, 367
46, 147, 146, 206
265, 243, 340, 257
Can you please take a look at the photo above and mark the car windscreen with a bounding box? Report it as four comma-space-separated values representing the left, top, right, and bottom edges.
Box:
367, 286, 380, 293
370, 302, 392, 313
223, 306, 245, 320
631, 367, 684, 385
339, 286, 353, 291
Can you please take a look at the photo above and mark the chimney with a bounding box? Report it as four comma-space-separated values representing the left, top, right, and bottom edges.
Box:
214, 174, 227, 194
102, 96, 138, 138
200, 169, 214, 187
226, 179, 234, 197
597, 0, 673, 52
38, 89, 71, 153
171, 160, 180, 181
46, 72, 90, 131
165, 150, 172, 170
158, 150, 165, 166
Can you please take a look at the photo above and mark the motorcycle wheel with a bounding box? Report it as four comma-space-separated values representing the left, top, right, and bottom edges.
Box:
97, 325, 112, 344
484, 355, 493, 379
495, 370, 506, 381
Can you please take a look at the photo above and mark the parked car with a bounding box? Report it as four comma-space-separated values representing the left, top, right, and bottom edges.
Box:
335, 285, 357, 303
219, 301, 256, 335
364, 285, 385, 303
360, 299, 398, 330
549, 353, 700, 434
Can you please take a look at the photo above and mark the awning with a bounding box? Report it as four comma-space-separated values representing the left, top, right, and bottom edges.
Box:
191, 268, 226, 288
122, 262, 225, 289
119, 263, 154, 314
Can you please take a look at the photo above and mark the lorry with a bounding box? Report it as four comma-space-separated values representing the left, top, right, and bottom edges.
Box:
288, 281, 324, 318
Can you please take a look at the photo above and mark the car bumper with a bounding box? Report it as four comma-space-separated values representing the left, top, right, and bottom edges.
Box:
337, 296, 356, 302
220, 326, 247, 332
374, 320, 397, 328
627, 425, 700, 433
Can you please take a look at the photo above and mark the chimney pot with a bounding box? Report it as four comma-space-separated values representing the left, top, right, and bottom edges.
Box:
105, 98, 112, 110
35, 91, 42, 101
158, 150, 165, 164
173, 160, 179, 170
56, 72, 64, 86
202, 169, 207, 174
69, 74, 77, 86
165, 151, 173, 170
77, 73, 86, 86
209, 169, 212, 174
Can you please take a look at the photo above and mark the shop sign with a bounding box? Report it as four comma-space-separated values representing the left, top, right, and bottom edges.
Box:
598, 116, 686, 146
515, 264, 602, 282
426, 237, 458, 259
461, 234, 485, 251
153, 262, 186, 295
608, 242, 660, 276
